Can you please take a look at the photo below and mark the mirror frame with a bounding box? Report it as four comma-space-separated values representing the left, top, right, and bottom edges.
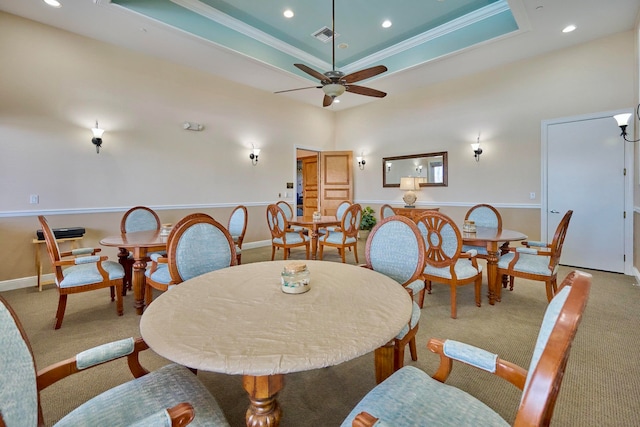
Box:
382, 151, 448, 188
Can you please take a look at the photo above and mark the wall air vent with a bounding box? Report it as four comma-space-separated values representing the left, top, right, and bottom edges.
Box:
312, 26, 339, 43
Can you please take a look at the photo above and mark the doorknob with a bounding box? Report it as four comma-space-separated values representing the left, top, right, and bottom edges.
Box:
550, 210, 560, 214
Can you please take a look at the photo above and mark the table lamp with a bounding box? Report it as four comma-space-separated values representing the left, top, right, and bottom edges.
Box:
400, 177, 420, 208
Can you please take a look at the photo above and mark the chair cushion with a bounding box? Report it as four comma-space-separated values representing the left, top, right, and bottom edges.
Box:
273, 232, 310, 245
498, 252, 553, 276
395, 302, 420, 340
60, 261, 124, 288
340, 366, 509, 427
424, 259, 482, 280
322, 231, 356, 245
54, 363, 230, 427
405, 279, 425, 298
145, 264, 171, 285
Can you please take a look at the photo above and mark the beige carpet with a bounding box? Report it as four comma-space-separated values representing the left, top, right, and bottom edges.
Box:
3, 242, 640, 426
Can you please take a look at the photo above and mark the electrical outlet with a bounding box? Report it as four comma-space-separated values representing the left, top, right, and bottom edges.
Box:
529, 192, 536, 200
29, 194, 39, 204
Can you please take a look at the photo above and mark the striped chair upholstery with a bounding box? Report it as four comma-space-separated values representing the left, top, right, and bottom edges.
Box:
497, 210, 573, 302
0, 295, 230, 427
364, 215, 426, 383
38, 215, 124, 329
417, 211, 483, 319
145, 214, 236, 306
341, 271, 591, 427
461, 204, 502, 258
227, 205, 248, 264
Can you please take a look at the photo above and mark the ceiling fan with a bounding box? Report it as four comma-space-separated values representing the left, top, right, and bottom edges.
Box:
275, 0, 388, 107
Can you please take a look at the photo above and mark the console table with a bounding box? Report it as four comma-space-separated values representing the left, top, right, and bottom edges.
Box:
391, 207, 439, 222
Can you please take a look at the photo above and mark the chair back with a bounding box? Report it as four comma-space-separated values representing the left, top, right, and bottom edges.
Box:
465, 204, 502, 229
266, 204, 289, 239
166, 216, 237, 284
121, 206, 161, 233
275, 201, 294, 220
228, 205, 248, 246
549, 210, 573, 269
0, 295, 40, 427
37, 216, 64, 284
380, 204, 395, 219
515, 270, 590, 426
415, 211, 463, 269
341, 203, 362, 239
335, 201, 351, 221
365, 216, 426, 287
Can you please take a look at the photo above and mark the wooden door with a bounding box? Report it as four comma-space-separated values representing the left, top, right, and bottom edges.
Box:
319, 151, 353, 216
302, 156, 318, 217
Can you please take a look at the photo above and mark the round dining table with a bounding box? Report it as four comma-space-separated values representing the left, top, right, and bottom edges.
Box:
140, 260, 413, 427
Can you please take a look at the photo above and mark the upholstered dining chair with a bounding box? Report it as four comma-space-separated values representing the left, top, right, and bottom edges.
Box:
380, 204, 396, 219
275, 200, 304, 232
0, 295, 230, 427
266, 204, 310, 260
364, 215, 426, 383
145, 213, 237, 307
324, 200, 352, 233
416, 211, 483, 318
318, 203, 361, 263
497, 210, 573, 302
120, 206, 163, 291
227, 205, 248, 264
461, 203, 502, 259
340, 270, 592, 427
38, 215, 124, 330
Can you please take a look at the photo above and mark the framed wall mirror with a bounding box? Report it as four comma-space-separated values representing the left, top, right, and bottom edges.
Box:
382, 152, 448, 187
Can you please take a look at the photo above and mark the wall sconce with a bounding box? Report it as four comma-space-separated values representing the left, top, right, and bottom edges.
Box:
400, 177, 420, 208
415, 165, 423, 174
91, 120, 105, 154
471, 134, 482, 162
249, 145, 260, 165
356, 154, 366, 170
613, 106, 640, 142
386, 162, 392, 172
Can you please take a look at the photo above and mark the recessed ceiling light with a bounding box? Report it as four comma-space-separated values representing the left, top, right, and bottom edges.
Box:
382, 20, 392, 29
43, 0, 62, 7
562, 24, 576, 33
338, 43, 349, 49
334, 98, 340, 103
283, 9, 294, 18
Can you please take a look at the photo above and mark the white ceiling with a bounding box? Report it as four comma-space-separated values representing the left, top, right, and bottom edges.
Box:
1, 0, 639, 111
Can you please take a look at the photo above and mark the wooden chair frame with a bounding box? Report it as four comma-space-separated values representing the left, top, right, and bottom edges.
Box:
228, 205, 248, 264
38, 215, 123, 329
350, 270, 592, 427
498, 210, 573, 302
266, 204, 310, 260
417, 211, 482, 318
379, 204, 396, 220
318, 203, 361, 263
364, 215, 426, 382
119, 206, 162, 292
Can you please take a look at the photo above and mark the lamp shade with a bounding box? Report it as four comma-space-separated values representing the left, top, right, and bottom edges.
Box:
91, 125, 104, 138
400, 177, 419, 191
322, 83, 346, 97
613, 113, 632, 127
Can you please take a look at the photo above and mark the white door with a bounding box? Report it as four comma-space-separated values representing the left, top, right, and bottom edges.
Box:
545, 115, 628, 273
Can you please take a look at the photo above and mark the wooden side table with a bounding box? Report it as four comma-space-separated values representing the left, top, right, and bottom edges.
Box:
392, 207, 440, 222
32, 236, 83, 291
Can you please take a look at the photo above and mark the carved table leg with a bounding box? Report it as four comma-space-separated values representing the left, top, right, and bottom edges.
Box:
117, 247, 131, 295
486, 242, 499, 305
374, 341, 395, 384
132, 253, 148, 315
309, 226, 319, 260
243, 374, 284, 427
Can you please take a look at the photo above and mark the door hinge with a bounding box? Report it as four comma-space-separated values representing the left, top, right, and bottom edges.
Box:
624, 168, 627, 176
624, 211, 626, 219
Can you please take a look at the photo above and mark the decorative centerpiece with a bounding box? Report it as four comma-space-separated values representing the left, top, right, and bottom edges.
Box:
312, 211, 322, 221
463, 220, 476, 233
160, 223, 173, 236
281, 262, 311, 294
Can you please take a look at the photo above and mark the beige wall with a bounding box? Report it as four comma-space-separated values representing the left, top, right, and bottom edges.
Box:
1, 11, 638, 284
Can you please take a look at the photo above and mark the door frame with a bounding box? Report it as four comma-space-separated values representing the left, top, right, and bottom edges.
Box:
294, 144, 322, 210
541, 109, 634, 275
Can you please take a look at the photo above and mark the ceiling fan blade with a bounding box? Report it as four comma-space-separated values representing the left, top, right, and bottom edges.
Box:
295, 64, 329, 83
323, 95, 334, 107
343, 65, 388, 84
346, 85, 387, 98
274, 86, 321, 94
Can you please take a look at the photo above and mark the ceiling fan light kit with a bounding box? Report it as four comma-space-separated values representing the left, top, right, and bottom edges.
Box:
275, 0, 388, 107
